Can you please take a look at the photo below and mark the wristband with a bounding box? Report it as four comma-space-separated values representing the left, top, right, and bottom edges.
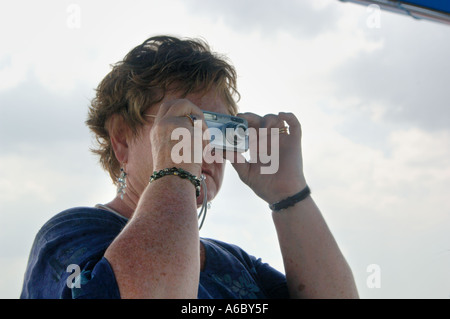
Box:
150, 167, 201, 197
269, 185, 311, 211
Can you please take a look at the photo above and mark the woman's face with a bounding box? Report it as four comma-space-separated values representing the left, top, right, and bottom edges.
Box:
126, 90, 230, 207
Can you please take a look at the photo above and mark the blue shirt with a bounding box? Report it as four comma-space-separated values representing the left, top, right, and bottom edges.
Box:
20, 207, 289, 299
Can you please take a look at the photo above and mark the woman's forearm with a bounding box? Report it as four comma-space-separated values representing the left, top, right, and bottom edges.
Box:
272, 196, 359, 299
104, 176, 200, 298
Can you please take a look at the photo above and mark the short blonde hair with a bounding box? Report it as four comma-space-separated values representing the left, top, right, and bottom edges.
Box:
86, 35, 240, 184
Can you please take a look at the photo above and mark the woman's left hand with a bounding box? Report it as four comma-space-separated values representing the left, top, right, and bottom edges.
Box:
228, 112, 307, 205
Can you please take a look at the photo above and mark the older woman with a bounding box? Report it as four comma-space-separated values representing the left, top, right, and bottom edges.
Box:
21, 36, 358, 299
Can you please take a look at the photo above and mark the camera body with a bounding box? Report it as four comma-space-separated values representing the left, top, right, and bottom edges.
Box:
203, 111, 249, 153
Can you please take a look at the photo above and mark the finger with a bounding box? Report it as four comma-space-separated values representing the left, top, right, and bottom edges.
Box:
237, 112, 263, 130
154, 99, 211, 167
163, 99, 206, 122
156, 99, 177, 119
261, 113, 284, 129
156, 99, 209, 138
170, 100, 209, 137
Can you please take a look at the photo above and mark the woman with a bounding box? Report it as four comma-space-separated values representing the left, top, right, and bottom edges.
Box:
21, 36, 359, 299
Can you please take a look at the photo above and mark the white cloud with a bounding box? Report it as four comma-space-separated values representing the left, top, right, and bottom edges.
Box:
302, 122, 450, 298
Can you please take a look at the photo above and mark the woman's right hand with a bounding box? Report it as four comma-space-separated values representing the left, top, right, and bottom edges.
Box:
149, 98, 209, 178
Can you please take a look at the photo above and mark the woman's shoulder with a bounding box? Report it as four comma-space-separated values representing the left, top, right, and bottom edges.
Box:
35, 206, 128, 242
21, 207, 126, 299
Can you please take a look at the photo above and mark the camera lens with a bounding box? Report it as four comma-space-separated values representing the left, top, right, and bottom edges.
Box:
234, 124, 247, 139
225, 123, 247, 146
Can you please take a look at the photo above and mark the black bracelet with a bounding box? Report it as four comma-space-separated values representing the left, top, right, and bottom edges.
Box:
269, 185, 311, 211
150, 167, 201, 197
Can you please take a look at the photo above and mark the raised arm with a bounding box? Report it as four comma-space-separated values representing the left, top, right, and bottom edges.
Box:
231, 112, 359, 298
104, 99, 207, 298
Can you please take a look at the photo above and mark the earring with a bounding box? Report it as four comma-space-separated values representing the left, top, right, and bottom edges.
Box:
117, 167, 127, 200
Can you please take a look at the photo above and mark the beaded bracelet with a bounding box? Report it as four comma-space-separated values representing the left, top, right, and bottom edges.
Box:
150, 167, 201, 197
269, 185, 311, 211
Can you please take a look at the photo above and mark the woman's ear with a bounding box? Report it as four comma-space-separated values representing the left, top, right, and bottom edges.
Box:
108, 114, 131, 164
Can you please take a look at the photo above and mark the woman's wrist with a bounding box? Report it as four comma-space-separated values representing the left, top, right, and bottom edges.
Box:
269, 185, 311, 212
260, 176, 307, 205
150, 167, 202, 197
153, 161, 202, 178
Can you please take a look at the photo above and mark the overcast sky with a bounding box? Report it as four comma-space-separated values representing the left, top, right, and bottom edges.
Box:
1, 0, 449, 299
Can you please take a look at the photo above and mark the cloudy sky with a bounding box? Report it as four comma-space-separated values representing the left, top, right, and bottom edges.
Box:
1, 0, 449, 299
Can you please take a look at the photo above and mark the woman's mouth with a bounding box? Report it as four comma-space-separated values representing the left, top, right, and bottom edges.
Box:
201, 168, 212, 179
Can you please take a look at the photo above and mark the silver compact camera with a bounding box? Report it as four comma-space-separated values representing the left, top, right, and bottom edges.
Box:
203, 111, 249, 153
